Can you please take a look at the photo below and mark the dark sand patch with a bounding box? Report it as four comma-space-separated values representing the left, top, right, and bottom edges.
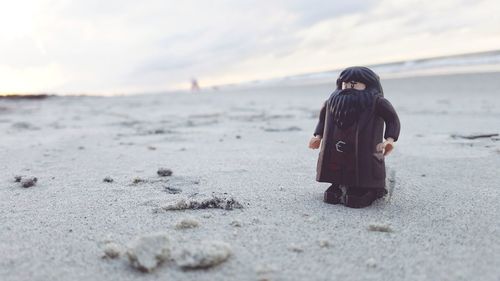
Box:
154, 194, 244, 212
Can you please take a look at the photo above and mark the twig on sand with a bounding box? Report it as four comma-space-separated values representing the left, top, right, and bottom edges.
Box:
452, 133, 499, 140
368, 224, 393, 233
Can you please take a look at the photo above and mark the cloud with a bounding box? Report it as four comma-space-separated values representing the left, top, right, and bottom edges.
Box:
0, 0, 499, 93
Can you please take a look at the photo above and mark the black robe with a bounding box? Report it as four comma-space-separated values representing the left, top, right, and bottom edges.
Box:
314, 95, 400, 188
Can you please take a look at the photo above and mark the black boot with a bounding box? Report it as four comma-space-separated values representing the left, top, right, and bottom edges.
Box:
345, 188, 378, 208
324, 184, 343, 205
375, 188, 388, 199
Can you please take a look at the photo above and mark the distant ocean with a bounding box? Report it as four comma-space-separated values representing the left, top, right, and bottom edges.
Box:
230, 50, 500, 89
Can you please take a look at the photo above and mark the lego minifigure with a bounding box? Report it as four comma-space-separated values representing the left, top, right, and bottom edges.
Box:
309, 66, 400, 208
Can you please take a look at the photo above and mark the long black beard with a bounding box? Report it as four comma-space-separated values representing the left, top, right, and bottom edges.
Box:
328, 89, 375, 129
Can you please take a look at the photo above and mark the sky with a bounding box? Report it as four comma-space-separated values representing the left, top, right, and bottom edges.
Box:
0, 0, 499, 94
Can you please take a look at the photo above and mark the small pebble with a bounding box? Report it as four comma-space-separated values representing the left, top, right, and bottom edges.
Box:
103, 242, 122, 259
368, 223, 393, 233
164, 186, 182, 194
157, 168, 173, 177
230, 220, 242, 227
306, 216, 317, 222
366, 257, 377, 268
20, 177, 38, 188
175, 217, 200, 229
318, 240, 330, 248
255, 264, 277, 281
288, 244, 303, 253
201, 212, 212, 219
103, 176, 114, 183
255, 264, 277, 274
132, 177, 146, 184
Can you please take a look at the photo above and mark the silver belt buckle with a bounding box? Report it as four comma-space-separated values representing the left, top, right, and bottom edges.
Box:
335, 141, 346, 152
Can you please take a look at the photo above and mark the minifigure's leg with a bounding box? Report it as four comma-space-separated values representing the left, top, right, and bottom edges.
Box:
323, 183, 343, 205
344, 187, 386, 208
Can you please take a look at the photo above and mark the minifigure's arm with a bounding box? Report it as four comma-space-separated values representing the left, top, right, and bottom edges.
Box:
309, 101, 326, 149
313, 101, 327, 137
376, 97, 400, 142
375, 97, 400, 155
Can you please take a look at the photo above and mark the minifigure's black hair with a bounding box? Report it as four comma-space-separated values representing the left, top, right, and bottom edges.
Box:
336, 66, 383, 96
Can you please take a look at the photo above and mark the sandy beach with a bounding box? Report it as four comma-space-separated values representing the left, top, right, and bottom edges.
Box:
1, 72, 499, 281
